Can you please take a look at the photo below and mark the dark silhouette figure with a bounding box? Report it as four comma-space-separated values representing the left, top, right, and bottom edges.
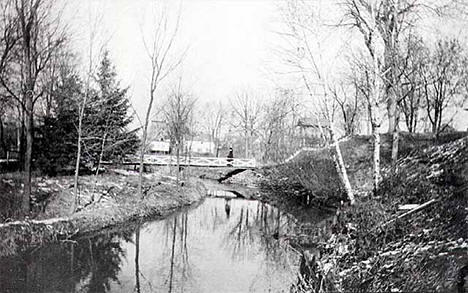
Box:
227, 147, 234, 166
225, 199, 231, 219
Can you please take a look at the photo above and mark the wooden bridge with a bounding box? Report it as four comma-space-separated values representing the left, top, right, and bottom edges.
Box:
117, 155, 257, 168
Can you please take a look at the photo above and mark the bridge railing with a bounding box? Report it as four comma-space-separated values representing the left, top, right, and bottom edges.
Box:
122, 155, 257, 168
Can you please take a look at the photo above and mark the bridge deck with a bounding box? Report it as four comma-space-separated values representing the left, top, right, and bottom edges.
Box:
116, 155, 257, 168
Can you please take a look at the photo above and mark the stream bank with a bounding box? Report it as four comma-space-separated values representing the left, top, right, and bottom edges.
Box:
0, 170, 206, 257
256, 133, 468, 291
0, 197, 300, 292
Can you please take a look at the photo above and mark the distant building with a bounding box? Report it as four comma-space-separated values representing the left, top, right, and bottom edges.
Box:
296, 117, 329, 146
148, 139, 215, 156
148, 140, 171, 155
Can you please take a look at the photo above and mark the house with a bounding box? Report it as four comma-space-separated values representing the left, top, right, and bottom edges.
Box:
296, 117, 330, 146
148, 140, 171, 155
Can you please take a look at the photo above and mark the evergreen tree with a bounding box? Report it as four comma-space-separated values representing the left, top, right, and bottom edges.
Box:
36, 50, 138, 175
87, 50, 139, 165
35, 67, 83, 175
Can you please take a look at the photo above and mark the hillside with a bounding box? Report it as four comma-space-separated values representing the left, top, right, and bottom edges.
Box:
259, 133, 468, 291
259, 132, 468, 207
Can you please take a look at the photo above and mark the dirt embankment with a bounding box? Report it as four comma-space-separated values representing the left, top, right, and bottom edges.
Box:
258, 132, 468, 208
0, 170, 206, 256
302, 136, 468, 292
258, 133, 468, 291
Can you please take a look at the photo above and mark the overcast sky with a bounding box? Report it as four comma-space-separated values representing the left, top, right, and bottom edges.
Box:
64, 0, 467, 130
65, 0, 279, 123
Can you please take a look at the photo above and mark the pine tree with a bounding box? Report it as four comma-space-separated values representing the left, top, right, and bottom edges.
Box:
88, 50, 139, 165
35, 51, 139, 175
35, 68, 83, 175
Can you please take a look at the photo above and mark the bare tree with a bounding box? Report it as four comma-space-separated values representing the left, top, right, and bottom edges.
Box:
231, 90, 262, 158
343, 0, 420, 133
423, 38, 468, 136
70, 10, 107, 213
342, 0, 389, 191
0, 0, 66, 214
138, 2, 184, 197
342, 0, 464, 165
259, 90, 302, 163
201, 101, 225, 157
163, 80, 196, 184
0, 1, 18, 160
71, 51, 91, 213
399, 34, 428, 133
279, 0, 356, 204
330, 84, 362, 136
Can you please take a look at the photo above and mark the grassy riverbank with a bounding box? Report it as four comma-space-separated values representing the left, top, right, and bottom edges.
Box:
0, 170, 206, 256
258, 133, 468, 291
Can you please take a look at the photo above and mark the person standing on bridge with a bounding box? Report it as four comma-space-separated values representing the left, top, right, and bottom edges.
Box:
227, 147, 234, 166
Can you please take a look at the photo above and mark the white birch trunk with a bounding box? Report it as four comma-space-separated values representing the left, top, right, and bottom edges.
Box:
391, 128, 399, 165
330, 125, 355, 205
71, 97, 86, 214
90, 131, 108, 202
372, 126, 381, 192
138, 113, 150, 197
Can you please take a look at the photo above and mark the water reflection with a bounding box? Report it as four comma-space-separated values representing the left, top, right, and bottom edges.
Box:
135, 225, 141, 293
0, 198, 300, 292
225, 199, 231, 219
0, 228, 132, 292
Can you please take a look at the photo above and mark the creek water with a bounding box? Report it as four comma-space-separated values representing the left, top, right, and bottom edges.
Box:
0, 198, 300, 292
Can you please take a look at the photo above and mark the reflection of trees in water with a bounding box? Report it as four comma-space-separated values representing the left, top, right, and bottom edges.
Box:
221, 201, 299, 290
168, 217, 177, 293
155, 211, 195, 292
0, 199, 300, 293
223, 201, 297, 267
226, 206, 255, 260
83, 232, 131, 292
0, 228, 133, 293
135, 226, 141, 293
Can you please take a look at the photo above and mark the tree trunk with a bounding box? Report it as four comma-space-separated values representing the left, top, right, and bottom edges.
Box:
22, 94, 34, 215
18, 111, 26, 171
176, 142, 180, 185
72, 113, 83, 213
0, 115, 6, 157
90, 132, 108, 202
244, 129, 248, 158
387, 97, 397, 133
138, 93, 154, 198
330, 125, 355, 205
372, 126, 381, 193
138, 137, 146, 197
391, 128, 399, 165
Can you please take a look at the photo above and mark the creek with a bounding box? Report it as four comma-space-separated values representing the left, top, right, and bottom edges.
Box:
0, 197, 301, 292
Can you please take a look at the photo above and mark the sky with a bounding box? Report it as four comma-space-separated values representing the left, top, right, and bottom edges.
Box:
63, 0, 467, 131
65, 0, 279, 124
